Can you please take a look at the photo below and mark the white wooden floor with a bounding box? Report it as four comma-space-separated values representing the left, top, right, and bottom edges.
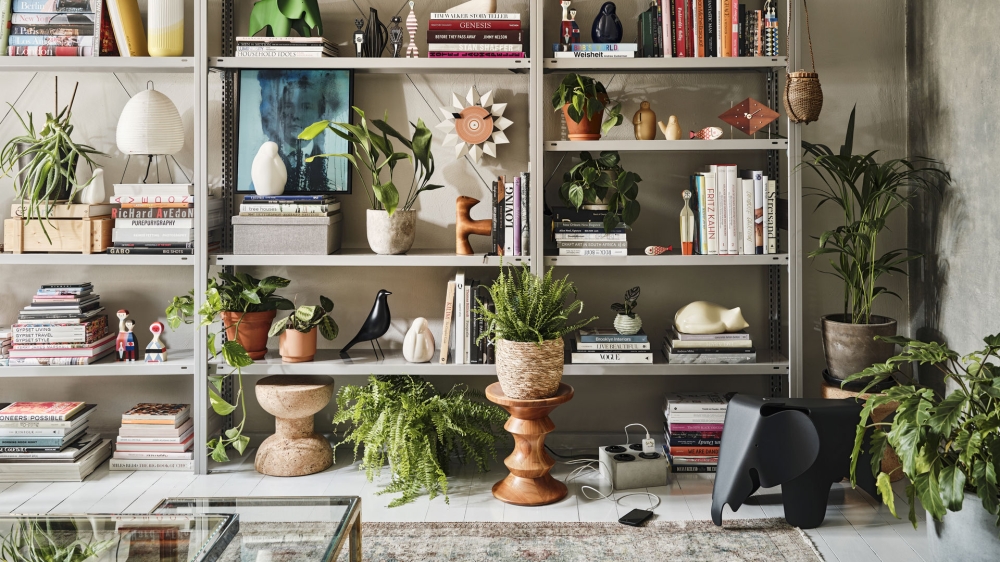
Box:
0, 458, 928, 562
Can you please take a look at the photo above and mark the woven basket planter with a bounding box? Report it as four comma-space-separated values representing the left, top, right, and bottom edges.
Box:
495, 337, 564, 400
785, 71, 823, 124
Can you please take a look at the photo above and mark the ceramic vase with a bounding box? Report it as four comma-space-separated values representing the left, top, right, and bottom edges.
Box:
591, 2, 623, 43
362, 7, 388, 57
251, 142, 287, 196
279, 328, 318, 363
821, 314, 897, 381
77, 168, 106, 205
402, 318, 435, 363
367, 209, 416, 255
614, 313, 642, 335
148, 0, 184, 57
633, 101, 656, 140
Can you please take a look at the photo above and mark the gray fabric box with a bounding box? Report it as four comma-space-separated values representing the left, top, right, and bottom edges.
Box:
232, 213, 343, 255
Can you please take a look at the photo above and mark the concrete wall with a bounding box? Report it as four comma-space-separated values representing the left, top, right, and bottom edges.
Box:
0, 0, 911, 444
907, 0, 1000, 390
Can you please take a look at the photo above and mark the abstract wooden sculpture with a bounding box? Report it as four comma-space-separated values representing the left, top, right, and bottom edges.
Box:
456, 196, 492, 255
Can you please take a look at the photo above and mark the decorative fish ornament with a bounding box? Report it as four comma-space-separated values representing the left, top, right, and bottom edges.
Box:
689, 126, 723, 140
645, 245, 674, 255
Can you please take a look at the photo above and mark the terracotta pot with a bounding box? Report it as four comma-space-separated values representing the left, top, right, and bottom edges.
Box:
279, 327, 318, 363
367, 209, 416, 255
495, 337, 564, 400
562, 95, 609, 141
821, 314, 897, 381
221, 310, 277, 360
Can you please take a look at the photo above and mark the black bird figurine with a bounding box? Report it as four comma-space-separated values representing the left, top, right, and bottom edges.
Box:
340, 290, 392, 359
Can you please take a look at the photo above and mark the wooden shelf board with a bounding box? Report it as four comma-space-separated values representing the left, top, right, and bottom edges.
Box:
1, 350, 195, 377
543, 56, 787, 73
209, 57, 529, 74
545, 139, 788, 152
546, 253, 789, 267
211, 249, 526, 267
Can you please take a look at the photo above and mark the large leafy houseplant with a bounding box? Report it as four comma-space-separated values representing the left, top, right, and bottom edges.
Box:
847, 334, 1000, 531
334, 375, 508, 507
560, 151, 641, 232
0, 81, 105, 241
166, 273, 293, 461
298, 107, 441, 216
550, 73, 623, 137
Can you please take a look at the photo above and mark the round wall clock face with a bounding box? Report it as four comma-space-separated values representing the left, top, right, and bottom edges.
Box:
455, 105, 494, 145
718, 97, 780, 136
437, 87, 513, 163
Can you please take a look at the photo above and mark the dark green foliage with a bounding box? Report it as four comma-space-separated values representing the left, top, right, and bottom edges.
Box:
550, 74, 623, 134
333, 376, 509, 507
847, 334, 1000, 531
475, 263, 597, 345
803, 106, 950, 324
560, 151, 641, 232
249, 0, 323, 37
269, 295, 339, 340
611, 286, 640, 318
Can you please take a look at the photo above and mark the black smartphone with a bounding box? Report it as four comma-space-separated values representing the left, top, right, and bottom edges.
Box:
618, 508, 654, 526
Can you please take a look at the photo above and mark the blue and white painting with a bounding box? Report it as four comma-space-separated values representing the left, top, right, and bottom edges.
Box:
237, 69, 352, 193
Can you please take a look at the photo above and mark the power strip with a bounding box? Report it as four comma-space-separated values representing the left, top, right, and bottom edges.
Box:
598, 443, 669, 490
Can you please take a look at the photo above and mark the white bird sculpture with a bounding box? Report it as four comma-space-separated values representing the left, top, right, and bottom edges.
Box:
403, 317, 436, 363
251, 141, 287, 196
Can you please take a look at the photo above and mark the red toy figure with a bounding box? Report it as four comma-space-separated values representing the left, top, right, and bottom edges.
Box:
123, 319, 138, 362
115, 309, 130, 362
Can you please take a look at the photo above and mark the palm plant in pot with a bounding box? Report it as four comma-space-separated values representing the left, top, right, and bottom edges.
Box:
476, 263, 597, 400
268, 296, 339, 363
166, 273, 293, 461
299, 107, 442, 255
847, 334, 1000, 558
560, 150, 641, 232
551, 73, 623, 141
0, 80, 105, 241
804, 107, 949, 382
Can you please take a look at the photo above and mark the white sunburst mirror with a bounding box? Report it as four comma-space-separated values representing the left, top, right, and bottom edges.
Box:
436, 87, 513, 163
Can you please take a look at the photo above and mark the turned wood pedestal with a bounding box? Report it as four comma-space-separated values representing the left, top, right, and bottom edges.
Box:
486, 382, 574, 506
254, 375, 335, 477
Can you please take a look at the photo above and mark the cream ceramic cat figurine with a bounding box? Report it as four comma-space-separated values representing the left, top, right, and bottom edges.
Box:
402, 317, 435, 363
674, 301, 749, 334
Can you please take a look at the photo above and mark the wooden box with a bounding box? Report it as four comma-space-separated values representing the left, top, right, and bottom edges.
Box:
3, 209, 113, 254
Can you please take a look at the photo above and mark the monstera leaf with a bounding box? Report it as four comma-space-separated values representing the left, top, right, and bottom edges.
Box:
249, 0, 323, 38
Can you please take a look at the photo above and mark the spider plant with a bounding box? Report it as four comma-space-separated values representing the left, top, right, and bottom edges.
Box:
0, 519, 116, 562
0, 79, 106, 242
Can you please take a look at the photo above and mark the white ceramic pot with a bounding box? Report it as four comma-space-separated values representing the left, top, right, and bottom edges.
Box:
251, 142, 287, 196
614, 313, 642, 335
367, 209, 416, 255
148, 0, 184, 57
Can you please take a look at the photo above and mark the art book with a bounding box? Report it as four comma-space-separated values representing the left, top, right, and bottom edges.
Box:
0, 402, 86, 421
121, 404, 190, 425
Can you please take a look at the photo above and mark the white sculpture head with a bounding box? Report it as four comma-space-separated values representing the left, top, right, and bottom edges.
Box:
674, 301, 749, 334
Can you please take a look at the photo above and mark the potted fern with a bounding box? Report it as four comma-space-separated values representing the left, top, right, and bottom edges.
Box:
299, 107, 442, 255
476, 264, 597, 400
268, 296, 339, 363
334, 376, 508, 507
550, 73, 623, 141
560, 151, 641, 232
612, 286, 641, 335
804, 107, 949, 382
847, 334, 1000, 560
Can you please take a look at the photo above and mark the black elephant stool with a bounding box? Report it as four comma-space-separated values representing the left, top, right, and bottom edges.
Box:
711, 395, 877, 529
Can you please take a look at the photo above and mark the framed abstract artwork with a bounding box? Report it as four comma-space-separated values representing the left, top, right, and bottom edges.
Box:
236, 69, 353, 193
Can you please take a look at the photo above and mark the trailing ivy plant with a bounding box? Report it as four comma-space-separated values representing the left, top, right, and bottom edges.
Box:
611, 286, 640, 318
268, 295, 339, 339
550, 73, 623, 135
559, 151, 641, 232
166, 273, 293, 462
803, 106, 949, 324
475, 263, 597, 345
334, 375, 509, 507
847, 334, 1000, 530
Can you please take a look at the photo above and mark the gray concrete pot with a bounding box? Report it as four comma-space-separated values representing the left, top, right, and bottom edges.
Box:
927, 493, 1000, 562
367, 209, 416, 255
820, 314, 897, 381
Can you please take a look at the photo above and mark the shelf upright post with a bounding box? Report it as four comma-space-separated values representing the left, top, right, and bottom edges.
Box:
529, 0, 544, 273
193, 0, 210, 474
787, 1, 804, 398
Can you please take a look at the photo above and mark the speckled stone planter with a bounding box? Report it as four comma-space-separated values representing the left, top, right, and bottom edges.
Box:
367, 209, 416, 255
614, 314, 642, 335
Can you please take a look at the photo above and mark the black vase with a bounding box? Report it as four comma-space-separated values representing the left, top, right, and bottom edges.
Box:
362, 7, 388, 58
591, 2, 623, 43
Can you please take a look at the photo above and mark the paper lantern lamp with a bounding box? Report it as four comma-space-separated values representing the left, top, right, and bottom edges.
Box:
116, 83, 185, 156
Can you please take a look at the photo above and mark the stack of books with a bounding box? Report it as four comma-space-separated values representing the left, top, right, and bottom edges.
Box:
234, 36, 339, 58
662, 325, 756, 364
628, 1, 779, 59
427, 12, 524, 59
0, 402, 111, 482
4, 0, 100, 56
440, 271, 495, 365
552, 42, 636, 59
552, 207, 627, 257
570, 328, 653, 364
662, 393, 727, 473
8, 283, 113, 366
238, 194, 340, 218
687, 166, 777, 256
0, 327, 10, 366
109, 184, 223, 255
489, 173, 530, 257
110, 404, 193, 471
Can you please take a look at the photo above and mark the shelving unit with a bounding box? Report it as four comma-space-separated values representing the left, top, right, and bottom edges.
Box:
3, 1, 803, 476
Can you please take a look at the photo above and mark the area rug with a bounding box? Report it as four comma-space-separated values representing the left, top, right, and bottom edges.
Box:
325, 519, 823, 562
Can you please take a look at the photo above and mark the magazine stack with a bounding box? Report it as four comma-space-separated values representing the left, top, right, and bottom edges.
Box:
0, 402, 111, 482
110, 404, 193, 471
8, 283, 113, 366
662, 393, 727, 473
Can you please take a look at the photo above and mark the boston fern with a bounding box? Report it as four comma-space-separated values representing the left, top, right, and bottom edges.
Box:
847, 334, 1000, 530
475, 263, 597, 345
333, 376, 508, 507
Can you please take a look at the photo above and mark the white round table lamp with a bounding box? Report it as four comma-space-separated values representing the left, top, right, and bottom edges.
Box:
116, 83, 184, 155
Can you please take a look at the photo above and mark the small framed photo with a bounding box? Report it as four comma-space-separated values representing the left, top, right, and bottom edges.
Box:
236, 69, 354, 194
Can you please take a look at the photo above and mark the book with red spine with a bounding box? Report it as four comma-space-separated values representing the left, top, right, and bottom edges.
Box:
9, 334, 115, 358
669, 446, 720, 456
685, 0, 694, 57
427, 20, 521, 30
426, 30, 523, 43
427, 51, 524, 58
731, 1, 740, 57
8, 45, 93, 55
674, 0, 686, 56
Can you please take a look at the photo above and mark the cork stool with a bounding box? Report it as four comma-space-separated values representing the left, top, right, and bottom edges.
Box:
254, 375, 334, 477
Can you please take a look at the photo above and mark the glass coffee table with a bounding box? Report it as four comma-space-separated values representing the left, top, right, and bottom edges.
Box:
152, 497, 361, 562
0, 514, 238, 561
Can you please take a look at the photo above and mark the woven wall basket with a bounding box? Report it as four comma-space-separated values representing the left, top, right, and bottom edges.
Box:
783, 0, 823, 124
495, 337, 564, 400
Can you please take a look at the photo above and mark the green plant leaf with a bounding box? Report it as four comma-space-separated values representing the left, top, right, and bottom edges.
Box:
208, 375, 225, 391
233, 435, 251, 455
298, 120, 331, 140
320, 295, 334, 313
211, 439, 230, 462
938, 465, 967, 512
876, 471, 897, 517
222, 341, 253, 368
928, 391, 968, 435
268, 315, 289, 337
209, 388, 236, 416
